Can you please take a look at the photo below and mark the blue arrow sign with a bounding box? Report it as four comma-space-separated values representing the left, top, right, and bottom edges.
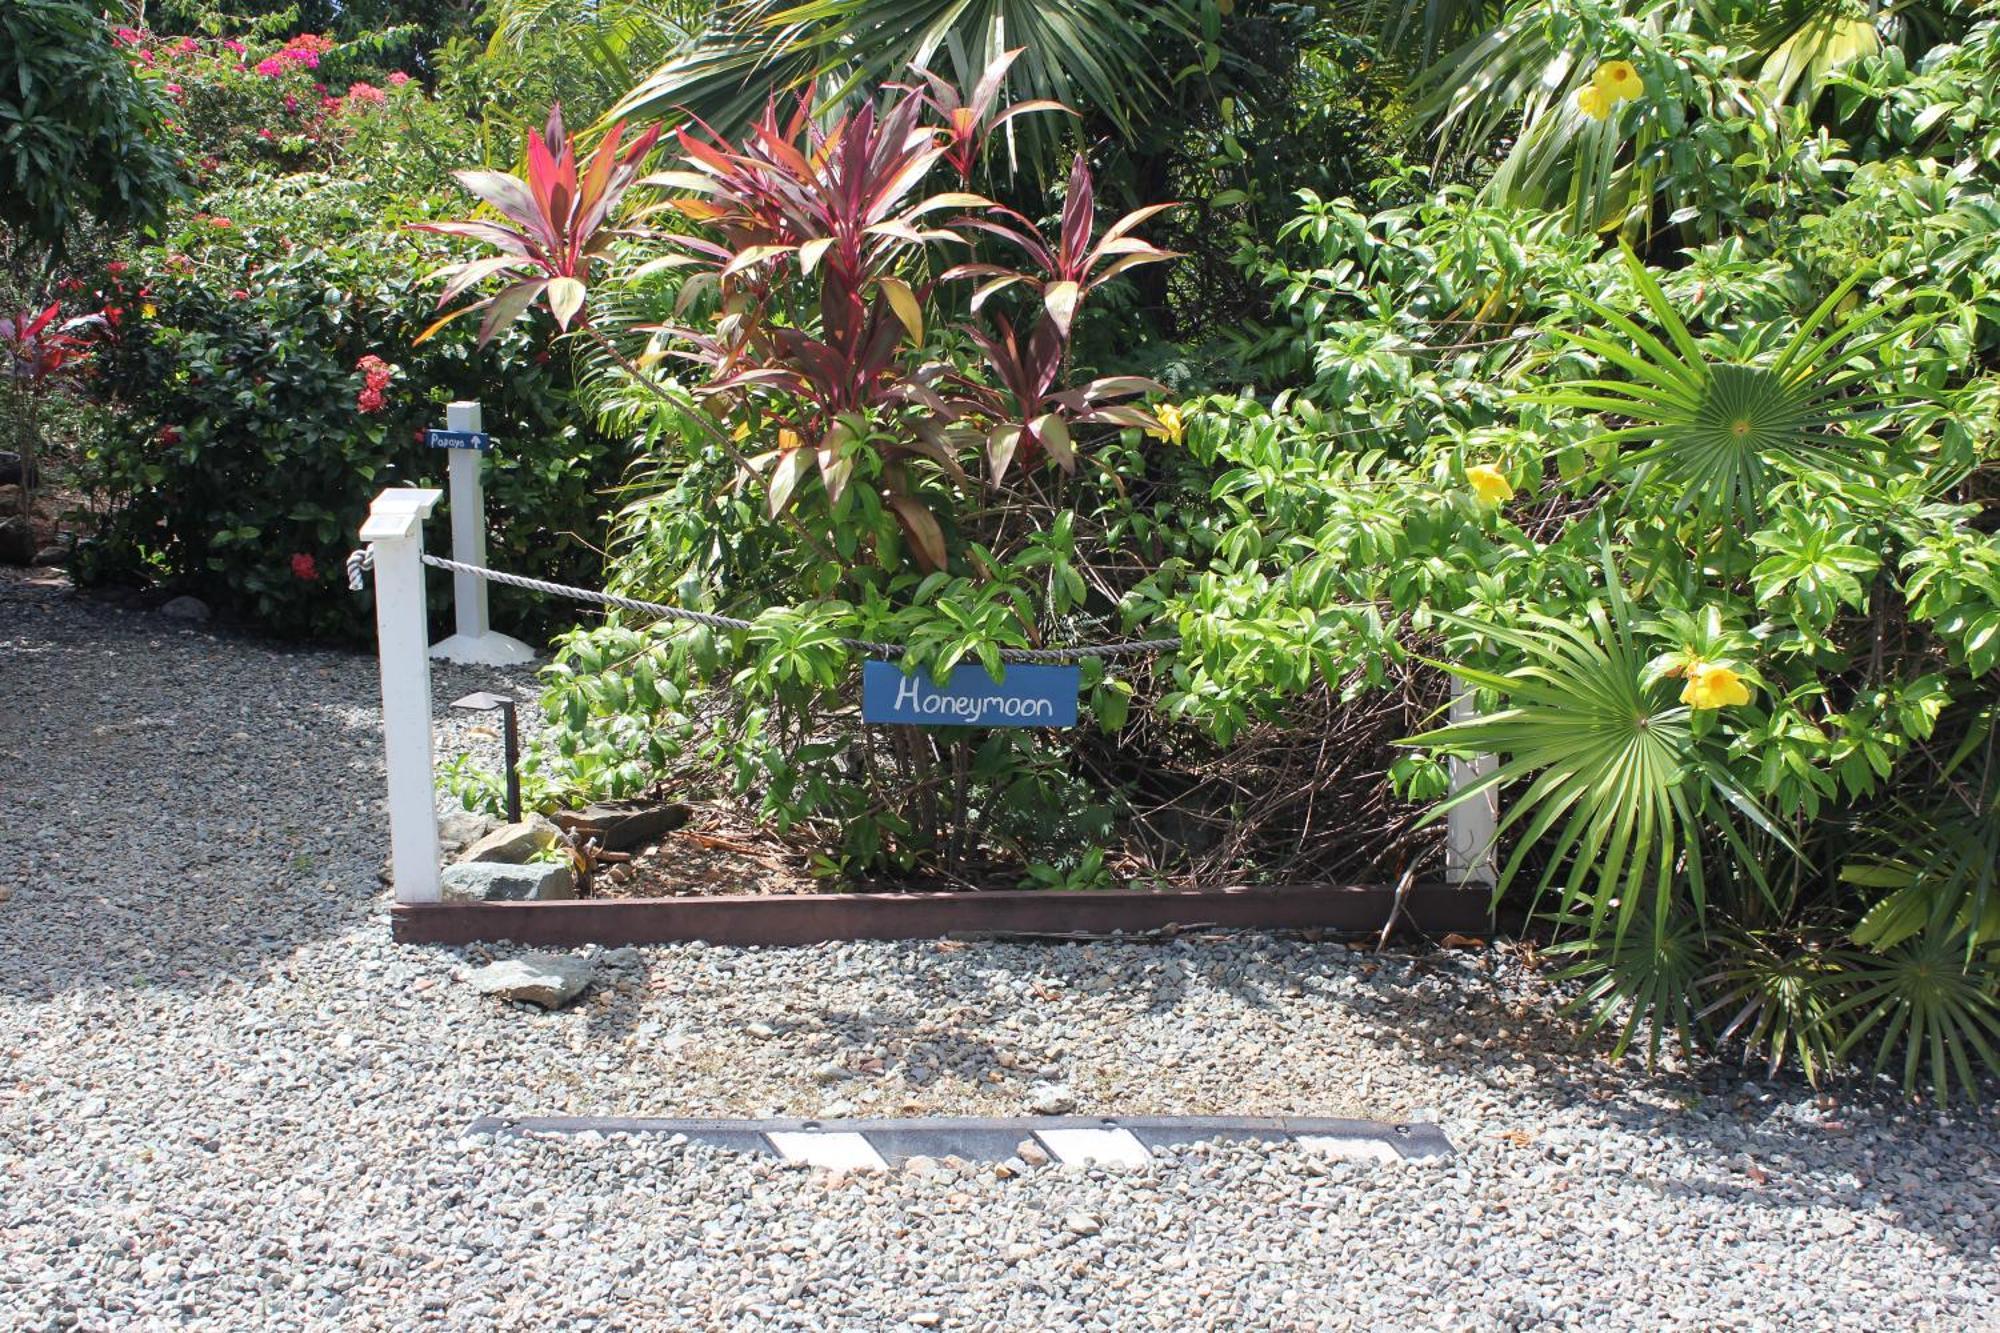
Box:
862, 659, 1080, 728
427, 428, 492, 451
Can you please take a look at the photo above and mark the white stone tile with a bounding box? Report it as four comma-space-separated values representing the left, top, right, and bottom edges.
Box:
1035, 1128, 1152, 1168
1296, 1134, 1400, 1164
766, 1132, 888, 1170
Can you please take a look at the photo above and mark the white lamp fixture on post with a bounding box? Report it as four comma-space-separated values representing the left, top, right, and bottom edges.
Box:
426, 400, 535, 667
360, 486, 445, 905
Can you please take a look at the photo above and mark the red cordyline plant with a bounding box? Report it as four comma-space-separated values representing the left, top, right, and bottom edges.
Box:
943, 153, 1178, 478
2, 302, 105, 517
894, 49, 1074, 184
412, 58, 1178, 574
636, 86, 1005, 567
410, 105, 662, 346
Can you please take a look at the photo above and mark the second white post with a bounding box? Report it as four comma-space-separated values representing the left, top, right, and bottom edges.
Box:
428, 400, 535, 666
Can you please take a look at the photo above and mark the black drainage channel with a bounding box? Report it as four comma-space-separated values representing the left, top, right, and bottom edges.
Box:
465, 1115, 1454, 1168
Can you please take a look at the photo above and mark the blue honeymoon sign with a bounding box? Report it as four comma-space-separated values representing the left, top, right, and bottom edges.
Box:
862, 659, 1080, 728
426, 428, 492, 451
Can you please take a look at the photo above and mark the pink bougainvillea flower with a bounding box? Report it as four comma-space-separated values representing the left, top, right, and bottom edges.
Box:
388, 71, 411, 86
175, 37, 197, 54
283, 93, 299, 112
137, 49, 155, 64
165, 83, 182, 95
257, 129, 273, 140
346, 81, 386, 105
256, 56, 287, 77
223, 38, 245, 54
114, 26, 141, 44
231, 289, 249, 300
290, 553, 318, 581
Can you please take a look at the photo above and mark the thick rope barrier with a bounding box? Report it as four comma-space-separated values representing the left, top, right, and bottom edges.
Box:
348, 548, 1182, 664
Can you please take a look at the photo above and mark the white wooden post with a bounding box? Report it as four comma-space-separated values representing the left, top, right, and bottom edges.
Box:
1444, 679, 1499, 888
428, 401, 535, 667
361, 487, 445, 904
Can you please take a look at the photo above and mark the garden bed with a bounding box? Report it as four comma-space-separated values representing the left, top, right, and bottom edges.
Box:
391, 881, 1491, 947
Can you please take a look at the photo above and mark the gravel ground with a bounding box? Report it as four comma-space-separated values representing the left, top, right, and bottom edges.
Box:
3, 576, 1997, 1331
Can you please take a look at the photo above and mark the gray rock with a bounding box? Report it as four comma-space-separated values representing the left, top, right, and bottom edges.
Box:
439, 860, 575, 903
1026, 1083, 1077, 1115
553, 801, 690, 853
466, 953, 594, 1009
457, 815, 560, 865
159, 595, 211, 623
32, 545, 68, 567
0, 516, 35, 567
437, 809, 498, 854
1063, 1213, 1102, 1237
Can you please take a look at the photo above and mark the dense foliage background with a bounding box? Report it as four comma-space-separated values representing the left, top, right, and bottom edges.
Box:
8, 0, 1997, 1100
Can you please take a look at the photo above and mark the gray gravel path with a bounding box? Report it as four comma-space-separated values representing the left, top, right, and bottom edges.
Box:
2, 575, 1997, 1331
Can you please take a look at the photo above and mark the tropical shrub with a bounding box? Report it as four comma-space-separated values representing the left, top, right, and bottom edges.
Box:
0, 1, 186, 258
78, 178, 630, 640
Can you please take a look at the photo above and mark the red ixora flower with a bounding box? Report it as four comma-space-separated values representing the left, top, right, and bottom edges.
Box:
106, 261, 128, 275
388, 71, 410, 86
356, 354, 393, 391
210, 216, 232, 228
290, 553, 318, 581
160, 425, 182, 445
356, 386, 385, 414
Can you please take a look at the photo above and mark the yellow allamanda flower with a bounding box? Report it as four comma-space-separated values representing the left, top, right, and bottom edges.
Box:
1465, 463, 1515, 506
1147, 402, 1187, 446
1594, 60, 1643, 103
1681, 661, 1753, 710
1576, 83, 1614, 122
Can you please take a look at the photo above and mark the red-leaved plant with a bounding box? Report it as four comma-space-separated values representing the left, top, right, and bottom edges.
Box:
2, 302, 105, 516
944, 153, 1178, 478
412, 57, 1177, 574
410, 106, 662, 346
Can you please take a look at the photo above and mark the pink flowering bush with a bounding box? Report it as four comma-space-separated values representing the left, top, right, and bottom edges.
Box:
114, 26, 422, 182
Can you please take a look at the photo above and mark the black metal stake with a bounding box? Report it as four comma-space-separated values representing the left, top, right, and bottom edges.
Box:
451, 690, 523, 824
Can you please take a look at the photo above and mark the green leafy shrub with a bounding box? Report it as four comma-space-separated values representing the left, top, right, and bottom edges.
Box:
78, 177, 630, 640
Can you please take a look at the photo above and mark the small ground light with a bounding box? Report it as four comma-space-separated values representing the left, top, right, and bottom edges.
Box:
450, 690, 521, 824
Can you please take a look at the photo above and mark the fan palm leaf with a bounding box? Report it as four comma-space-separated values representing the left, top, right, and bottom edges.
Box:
1534, 247, 1921, 526
607, 0, 1202, 171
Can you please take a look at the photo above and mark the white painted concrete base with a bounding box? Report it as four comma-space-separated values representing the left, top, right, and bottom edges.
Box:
429, 631, 537, 667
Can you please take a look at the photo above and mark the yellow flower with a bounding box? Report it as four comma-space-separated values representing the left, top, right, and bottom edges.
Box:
1465, 463, 1515, 506
141, 303, 157, 318
1576, 83, 1614, 121
1681, 661, 1753, 710
1147, 402, 1186, 446
1593, 60, 1643, 103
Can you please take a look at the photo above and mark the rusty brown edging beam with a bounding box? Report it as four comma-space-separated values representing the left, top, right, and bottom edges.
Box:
391, 883, 1492, 947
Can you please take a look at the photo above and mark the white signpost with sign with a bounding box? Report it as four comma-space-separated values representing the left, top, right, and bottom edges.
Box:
426, 400, 534, 667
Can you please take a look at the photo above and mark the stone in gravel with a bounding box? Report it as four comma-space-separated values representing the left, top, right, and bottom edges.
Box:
437, 809, 498, 853
1026, 1083, 1076, 1115
0, 516, 36, 566
1017, 1139, 1050, 1167
1063, 1213, 1102, 1237
458, 815, 560, 865
158, 595, 210, 622
465, 953, 594, 1008
747, 1022, 777, 1039
903, 1155, 942, 1177
440, 861, 575, 903
33, 545, 69, 567
553, 801, 690, 853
